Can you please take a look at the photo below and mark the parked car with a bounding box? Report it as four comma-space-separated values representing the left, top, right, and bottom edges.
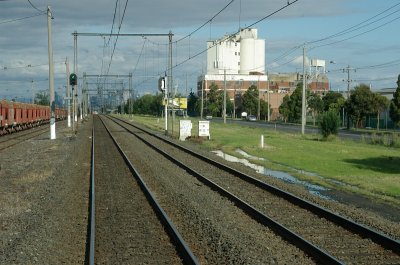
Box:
205, 115, 212, 120
247, 115, 257, 121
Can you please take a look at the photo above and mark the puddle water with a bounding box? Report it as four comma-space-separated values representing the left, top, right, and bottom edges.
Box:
212, 150, 334, 201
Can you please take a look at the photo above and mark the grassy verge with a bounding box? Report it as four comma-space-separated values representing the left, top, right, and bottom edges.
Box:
120, 114, 400, 205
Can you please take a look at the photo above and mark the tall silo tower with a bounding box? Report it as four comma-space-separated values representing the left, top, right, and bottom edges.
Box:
239, 28, 265, 75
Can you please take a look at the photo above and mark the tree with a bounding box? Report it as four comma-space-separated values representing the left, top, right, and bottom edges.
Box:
319, 110, 340, 138
259, 100, 270, 120
371, 93, 389, 130
345, 84, 374, 128
131, 94, 163, 116
35, 92, 49, 106
242, 85, 258, 115
187, 91, 199, 117
389, 74, 400, 127
322, 91, 344, 112
206, 83, 222, 116
307, 93, 323, 126
288, 84, 303, 123
279, 95, 290, 123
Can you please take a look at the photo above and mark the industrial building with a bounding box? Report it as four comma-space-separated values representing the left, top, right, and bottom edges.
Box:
197, 28, 330, 121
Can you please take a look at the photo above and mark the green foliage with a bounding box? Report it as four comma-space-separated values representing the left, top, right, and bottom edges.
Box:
371, 93, 390, 130
345, 84, 375, 128
34, 92, 50, 106
187, 92, 199, 116
278, 84, 303, 123
288, 84, 303, 122
130, 93, 163, 116
279, 95, 290, 123
322, 91, 344, 112
308, 93, 323, 125
389, 74, 400, 127
242, 85, 258, 115
319, 110, 340, 138
206, 83, 223, 116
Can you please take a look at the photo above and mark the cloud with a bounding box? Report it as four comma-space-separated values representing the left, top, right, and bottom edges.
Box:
0, 0, 397, 99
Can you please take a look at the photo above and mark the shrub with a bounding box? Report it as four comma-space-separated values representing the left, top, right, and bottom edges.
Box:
319, 110, 340, 138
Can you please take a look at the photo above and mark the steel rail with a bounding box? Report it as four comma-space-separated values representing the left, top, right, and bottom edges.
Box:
0, 127, 49, 151
106, 115, 342, 264
98, 116, 199, 265
88, 126, 96, 265
110, 115, 400, 256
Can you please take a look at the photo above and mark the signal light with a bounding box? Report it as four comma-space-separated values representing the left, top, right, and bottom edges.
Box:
69, 73, 77, 86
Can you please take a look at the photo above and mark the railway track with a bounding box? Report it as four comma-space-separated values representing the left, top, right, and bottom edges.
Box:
106, 114, 400, 264
88, 115, 198, 264
0, 126, 50, 151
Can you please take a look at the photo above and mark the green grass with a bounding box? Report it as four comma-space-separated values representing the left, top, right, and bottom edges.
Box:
120, 114, 400, 205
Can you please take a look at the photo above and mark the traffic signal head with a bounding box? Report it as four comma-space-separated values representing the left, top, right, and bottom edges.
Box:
158, 76, 167, 91
69, 73, 77, 86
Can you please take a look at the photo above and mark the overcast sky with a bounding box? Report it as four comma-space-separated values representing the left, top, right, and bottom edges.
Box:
1, 0, 399, 101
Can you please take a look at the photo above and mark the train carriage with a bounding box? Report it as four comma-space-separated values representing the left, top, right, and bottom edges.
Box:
0, 99, 66, 136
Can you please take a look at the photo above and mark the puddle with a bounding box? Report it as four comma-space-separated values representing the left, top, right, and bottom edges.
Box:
212, 150, 334, 201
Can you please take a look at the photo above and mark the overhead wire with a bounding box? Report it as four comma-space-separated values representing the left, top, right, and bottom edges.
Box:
310, 14, 400, 50
105, 0, 129, 76
27, 0, 45, 13
0, 12, 45, 25
107, 0, 119, 47
266, 2, 400, 70
135, 0, 300, 88
307, 2, 400, 45
144, 0, 236, 46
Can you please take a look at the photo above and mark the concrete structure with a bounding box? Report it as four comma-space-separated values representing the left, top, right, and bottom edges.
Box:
206, 28, 265, 75
198, 28, 329, 121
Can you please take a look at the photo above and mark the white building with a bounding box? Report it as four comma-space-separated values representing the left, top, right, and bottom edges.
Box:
206, 28, 265, 75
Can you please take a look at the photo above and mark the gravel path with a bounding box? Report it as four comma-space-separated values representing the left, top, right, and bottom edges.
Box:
0, 120, 90, 264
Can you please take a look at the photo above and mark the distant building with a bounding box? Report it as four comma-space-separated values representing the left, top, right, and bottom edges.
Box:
197, 28, 329, 120
206, 28, 265, 75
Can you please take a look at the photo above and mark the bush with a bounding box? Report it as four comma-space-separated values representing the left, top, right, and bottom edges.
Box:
319, 110, 340, 138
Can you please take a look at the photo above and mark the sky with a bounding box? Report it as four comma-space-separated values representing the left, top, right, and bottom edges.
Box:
1, 0, 400, 102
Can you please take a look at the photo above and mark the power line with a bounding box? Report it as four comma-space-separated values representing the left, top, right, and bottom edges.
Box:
175, 0, 236, 43
107, 0, 119, 47
311, 14, 400, 50
355, 58, 400, 70
0, 12, 44, 25
307, 2, 400, 45
132, 38, 147, 75
135, 0, 300, 88
105, 0, 129, 76
27, 0, 45, 13
266, 2, 400, 69
1, 61, 64, 71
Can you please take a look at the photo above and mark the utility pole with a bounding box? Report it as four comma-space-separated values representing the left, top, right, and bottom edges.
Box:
223, 69, 227, 124
168, 30, 173, 136
343, 65, 355, 99
257, 76, 260, 120
129, 73, 132, 117
73, 30, 77, 132
31, 80, 34, 104
47, 6, 56, 140
267, 72, 270, 122
301, 45, 307, 135
65, 58, 71, 127
200, 79, 204, 119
